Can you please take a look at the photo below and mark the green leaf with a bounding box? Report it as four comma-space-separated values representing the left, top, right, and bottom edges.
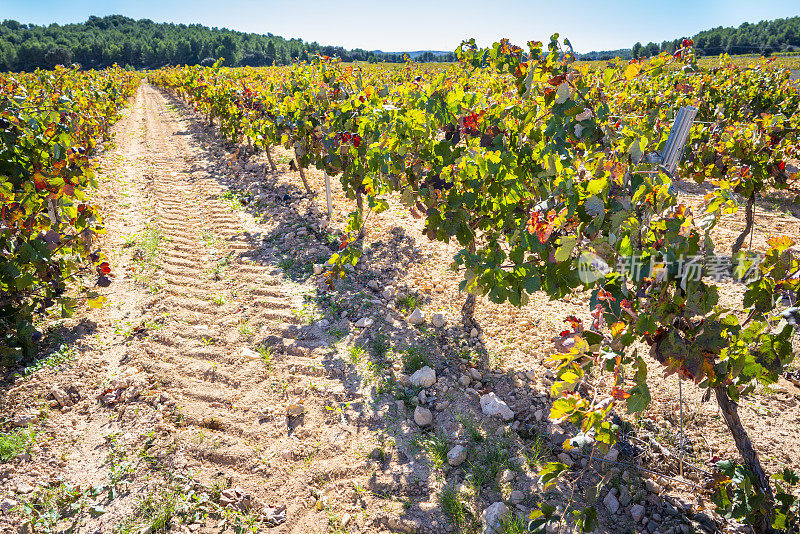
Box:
538, 462, 569, 490
626, 382, 650, 413
555, 236, 577, 262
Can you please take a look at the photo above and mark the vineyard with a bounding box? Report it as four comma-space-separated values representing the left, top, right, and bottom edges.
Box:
1, 38, 800, 534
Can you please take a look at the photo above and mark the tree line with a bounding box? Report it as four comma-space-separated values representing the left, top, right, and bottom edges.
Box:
0, 15, 456, 72
632, 16, 800, 58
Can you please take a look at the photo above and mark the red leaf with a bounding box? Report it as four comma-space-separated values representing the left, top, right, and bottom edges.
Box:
612, 387, 631, 400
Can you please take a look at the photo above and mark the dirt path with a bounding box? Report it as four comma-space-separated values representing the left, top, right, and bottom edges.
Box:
1, 84, 429, 533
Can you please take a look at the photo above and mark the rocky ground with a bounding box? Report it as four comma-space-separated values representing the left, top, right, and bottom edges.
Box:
0, 83, 798, 534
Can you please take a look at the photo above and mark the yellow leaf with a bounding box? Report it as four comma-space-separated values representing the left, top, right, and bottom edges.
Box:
610, 322, 625, 337
88, 295, 107, 309
624, 63, 641, 80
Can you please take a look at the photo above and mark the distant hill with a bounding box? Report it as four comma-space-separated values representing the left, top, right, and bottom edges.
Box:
576, 49, 632, 61
632, 16, 800, 57
373, 50, 453, 59
0, 15, 454, 71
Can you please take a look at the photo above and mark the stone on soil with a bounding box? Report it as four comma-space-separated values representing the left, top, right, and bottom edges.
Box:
447, 445, 467, 466
410, 366, 436, 388
407, 308, 425, 325
354, 317, 373, 328
481, 502, 511, 534
414, 406, 433, 426
603, 491, 620, 514
480, 392, 514, 421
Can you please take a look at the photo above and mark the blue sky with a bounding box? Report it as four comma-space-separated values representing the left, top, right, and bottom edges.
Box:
1, 0, 797, 52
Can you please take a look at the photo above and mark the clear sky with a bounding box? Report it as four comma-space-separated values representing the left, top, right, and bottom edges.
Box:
0, 0, 797, 52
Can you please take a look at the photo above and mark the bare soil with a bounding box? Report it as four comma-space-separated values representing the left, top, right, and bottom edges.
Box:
1, 83, 798, 534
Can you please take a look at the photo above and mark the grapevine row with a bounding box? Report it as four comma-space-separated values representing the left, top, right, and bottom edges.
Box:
1, 65, 141, 363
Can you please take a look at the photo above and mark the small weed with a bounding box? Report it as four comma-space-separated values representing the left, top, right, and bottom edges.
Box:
500, 515, 528, 534
440, 486, 468, 529
221, 189, 250, 211
0, 427, 36, 462
400, 346, 429, 374
326, 505, 348, 534
458, 414, 485, 444
208, 251, 233, 280
329, 327, 346, 340
278, 257, 297, 276
396, 293, 421, 314
128, 224, 165, 267
238, 319, 254, 341
412, 430, 449, 471
14, 481, 89, 533
130, 484, 178, 532
370, 333, 390, 359
293, 303, 320, 324
211, 294, 226, 306
349, 344, 366, 366
524, 434, 550, 468
19, 344, 76, 379
257, 345, 273, 368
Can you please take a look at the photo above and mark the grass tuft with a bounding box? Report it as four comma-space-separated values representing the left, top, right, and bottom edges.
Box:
0, 427, 36, 462
400, 346, 430, 374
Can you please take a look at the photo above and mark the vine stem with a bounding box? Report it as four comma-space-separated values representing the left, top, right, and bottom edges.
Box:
294, 148, 312, 194
714, 386, 775, 534
731, 190, 756, 253
679, 378, 684, 478
264, 145, 277, 171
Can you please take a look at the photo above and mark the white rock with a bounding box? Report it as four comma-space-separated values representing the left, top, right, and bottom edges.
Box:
431, 313, 446, 328
459, 375, 472, 388
413, 406, 433, 426
469, 368, 482, 381
481, 502, 510, 534
354, 317, 373, 328
367, 280, 380, 290
240, 347, 260, 360
534, 409, 544, 422
509, 490, 525, 505
447, 445, 467, 466
631, 504, 646, 522
407, 308, 425, 325
603, 491, 620, 514
410, 366, 436, 388
500, 469, 515, 483
313, 264, 324, 275
480, 392, 515, 421
604, 447, 619, 463
317, 319, 330, 328
15, 481, 34, 495
470, 327, 479, 338
645, 478, 662, 494
381, 286, 396, 300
